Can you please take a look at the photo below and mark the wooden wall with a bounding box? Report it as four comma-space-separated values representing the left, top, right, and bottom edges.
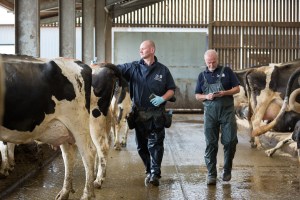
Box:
113, 0, 300, 70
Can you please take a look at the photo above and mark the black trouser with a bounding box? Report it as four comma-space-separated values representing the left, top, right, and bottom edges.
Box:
135, 126, 165, 177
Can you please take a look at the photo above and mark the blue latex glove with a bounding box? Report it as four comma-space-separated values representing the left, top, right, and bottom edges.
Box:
150, 95, 165, 107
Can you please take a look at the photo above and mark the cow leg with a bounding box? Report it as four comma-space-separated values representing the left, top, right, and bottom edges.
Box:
291, 123, 300, 164
93, 133, 109, 189
113, 131, 121, 151
75, 135, 96, 200
265, 134, 293, 157
0, 142, 9, 177
90, 115, 111, 189
121, 120, 129, 147
7, 142, 15, 170
56, 143, 76, 200
113, 107, 122, 151
112, 117, 122, 151
120, 119, 129, 147
247, 122, 260, 148
114, 122, 122, 151
0, 142, 15, 177
52, 120, 95, 200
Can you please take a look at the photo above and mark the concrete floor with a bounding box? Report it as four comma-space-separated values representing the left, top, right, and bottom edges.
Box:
1, 114, 300, 200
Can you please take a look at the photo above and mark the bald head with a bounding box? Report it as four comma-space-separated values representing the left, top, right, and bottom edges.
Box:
141, 40, 156, 51
139, 40, 156, 63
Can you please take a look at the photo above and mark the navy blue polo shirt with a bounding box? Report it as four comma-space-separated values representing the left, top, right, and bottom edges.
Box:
117, 57, 176, 108
195, 66, 240, 94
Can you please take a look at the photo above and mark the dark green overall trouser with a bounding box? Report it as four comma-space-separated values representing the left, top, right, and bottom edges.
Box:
202, 68, 238, 178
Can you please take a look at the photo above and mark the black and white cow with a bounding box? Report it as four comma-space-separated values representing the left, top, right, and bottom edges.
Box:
263, 67, 300, 160
265, 119, 300, 162
0, 54, 4, 124
243, 60, 300, 148
90, 64, 131, 152
0, 54, 121, 200
233, 68, 252, 119
110, 78, 131, 150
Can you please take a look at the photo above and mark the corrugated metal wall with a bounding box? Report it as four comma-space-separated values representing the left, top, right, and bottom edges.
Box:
113, 0, 300, 70
0, 26, 82, 60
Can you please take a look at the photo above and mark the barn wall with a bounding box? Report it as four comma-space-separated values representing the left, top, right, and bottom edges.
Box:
0, 25, 14, 54
113, 0, 300, 70
113, 28, 207, 109
0, 25, 82, 60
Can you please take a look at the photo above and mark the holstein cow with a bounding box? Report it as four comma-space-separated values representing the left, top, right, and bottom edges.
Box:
0, 54, 4, 124
233, 68, 252, 119
244, 60, 300, 148
261, 67, 300, 160
0, 56, 12, 177
110, 78, 131, 150
90, 64, 131, 151
0, 54, 121, 200
88, 63, 124, 188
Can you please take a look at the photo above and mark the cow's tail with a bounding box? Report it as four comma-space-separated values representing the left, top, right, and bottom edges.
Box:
289, 88, 300, 112
252, 67, 300, 137
244, 69, 256, 121
0, 54, 5, 125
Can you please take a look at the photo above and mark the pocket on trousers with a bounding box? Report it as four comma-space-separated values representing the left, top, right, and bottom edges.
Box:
164, 112, 172, 128
126, 111, 136, 129
153, 114, 165, 131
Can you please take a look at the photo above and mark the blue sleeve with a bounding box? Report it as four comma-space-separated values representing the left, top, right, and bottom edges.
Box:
117, 62, 137, 82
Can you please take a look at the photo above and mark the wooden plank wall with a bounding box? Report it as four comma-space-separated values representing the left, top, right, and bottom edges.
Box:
213, 0, 300, 69
113, 0, 300, 70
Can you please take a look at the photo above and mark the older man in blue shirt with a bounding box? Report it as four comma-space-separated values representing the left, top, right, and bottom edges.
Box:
195, 49, 240, 185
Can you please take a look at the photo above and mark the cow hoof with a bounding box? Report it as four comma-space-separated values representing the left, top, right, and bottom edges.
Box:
55, 190, 70, 200
0, 169, 9, 178
114, 144, 121, 151
121, 142, 127, 147
93, 179, 103, 189
80, 191, 95, 200
0, 173, 8, 179
250, 142, 257, 148
265, 149, 274, 157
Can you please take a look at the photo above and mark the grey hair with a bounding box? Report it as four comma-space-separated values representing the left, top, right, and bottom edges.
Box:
204, 49, 218, 59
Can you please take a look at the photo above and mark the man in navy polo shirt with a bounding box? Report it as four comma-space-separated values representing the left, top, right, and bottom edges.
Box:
117, 40, 176, 186
195, 49, 240, 185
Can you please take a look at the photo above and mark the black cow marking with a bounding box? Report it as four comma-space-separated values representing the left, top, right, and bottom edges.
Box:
92, 64, 122, 117
75, 60, 92, 112
3, 59, 76, 132
92, 108, 101, 118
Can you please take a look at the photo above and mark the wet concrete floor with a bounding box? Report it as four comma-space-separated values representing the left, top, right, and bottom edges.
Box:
2, 114, 300, 200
